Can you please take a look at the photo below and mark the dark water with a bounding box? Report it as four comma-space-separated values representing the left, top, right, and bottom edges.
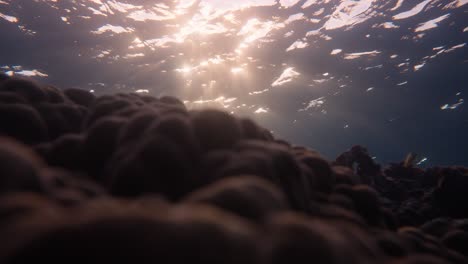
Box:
1, 0, 467, 166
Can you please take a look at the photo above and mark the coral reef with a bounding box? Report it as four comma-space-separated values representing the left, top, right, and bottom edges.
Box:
0, 76, 467, 263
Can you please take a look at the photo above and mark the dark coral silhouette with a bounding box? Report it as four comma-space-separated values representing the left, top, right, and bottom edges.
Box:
0, 77, 467, 264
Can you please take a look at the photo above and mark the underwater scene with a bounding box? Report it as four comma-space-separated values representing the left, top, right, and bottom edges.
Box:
2, 1, 468, 263
1, 0, 466, 165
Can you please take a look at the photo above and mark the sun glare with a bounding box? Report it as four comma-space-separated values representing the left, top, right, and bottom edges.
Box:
231, 67, 244, 74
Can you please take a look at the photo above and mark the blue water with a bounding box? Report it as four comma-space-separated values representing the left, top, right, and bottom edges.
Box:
1, 0, 467, 166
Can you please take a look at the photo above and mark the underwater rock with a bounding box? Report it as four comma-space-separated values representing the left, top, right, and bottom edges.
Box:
0, 77, 467, 264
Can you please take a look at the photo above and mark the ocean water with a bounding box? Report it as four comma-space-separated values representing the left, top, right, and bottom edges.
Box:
0, 0, 466, 166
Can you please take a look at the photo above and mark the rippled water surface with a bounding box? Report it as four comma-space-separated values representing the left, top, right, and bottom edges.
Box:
1, 0, 467, 165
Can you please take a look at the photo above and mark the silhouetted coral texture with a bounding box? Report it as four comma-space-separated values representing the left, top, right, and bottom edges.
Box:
0, 77, 467, 263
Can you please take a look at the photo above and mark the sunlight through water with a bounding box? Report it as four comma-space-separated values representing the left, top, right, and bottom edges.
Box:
0, 0, 467, 165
